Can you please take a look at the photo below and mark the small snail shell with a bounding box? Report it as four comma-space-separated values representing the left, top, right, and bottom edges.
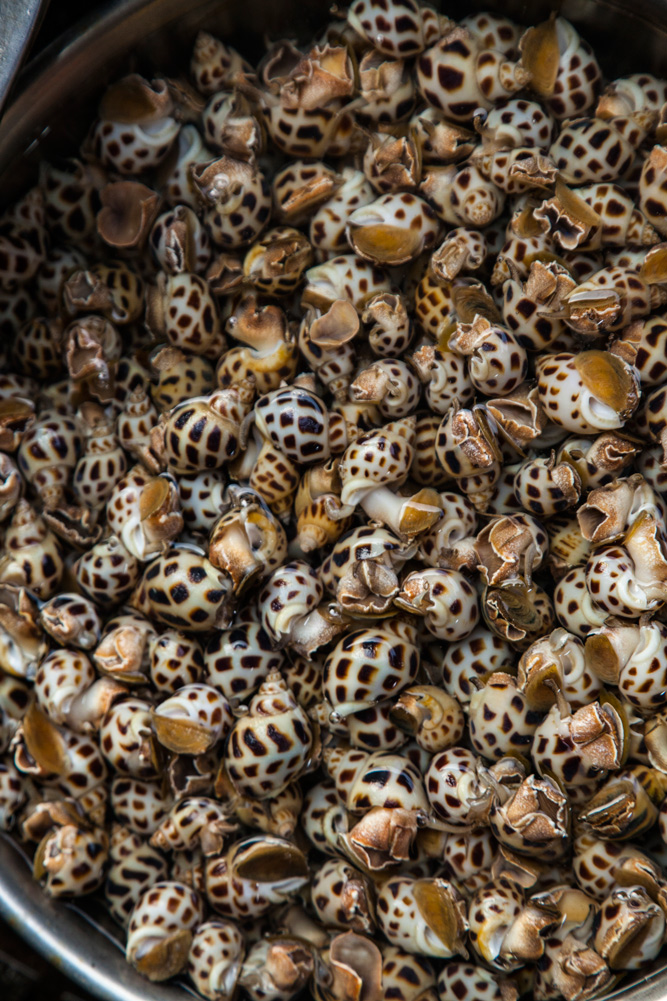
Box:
126, 880, 203, 981
225, 671, 313, 799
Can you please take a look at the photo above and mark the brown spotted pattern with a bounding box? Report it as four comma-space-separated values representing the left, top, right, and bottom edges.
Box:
469, 672, 540, 761
550, 117, 637, 184
188, 919, 245, 1001
92, 110, 179, 176
225, 671, 312, 799
100, 698, 159, 779
554, 566, 607, 638
105, 826, 168, 928
149, 630, 204, 693
126, 880, 203, 978
64, 263, 144, 325
323, 626, 419, 717
36, 823, 109, 897
204, 621, 281, 705
111, 776, 173, 835
205, 836, 309, 920
75, 535, 140, 607
311, 857, 376, 933
255, 386, 330, 464
0, 759, 25, 830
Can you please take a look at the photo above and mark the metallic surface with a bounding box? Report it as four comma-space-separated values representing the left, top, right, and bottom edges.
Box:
0, 833, 196, 1000
0, 0, 47, 116
1, 1, 667, 999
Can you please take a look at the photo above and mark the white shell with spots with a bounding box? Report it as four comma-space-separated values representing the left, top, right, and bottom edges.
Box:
347, 192, 440, 266
351, 359, 421, 419
541, 17, 601, 121
259, 561, 323, 646
347, 0, 434, 57
481, 98, 554, 149
204, 622, 282, 705
33, 648, 95, 726
100, 698, 158, 779
151, 796, 233, 854
449, 319, 527, 397
437, 961, 511, 1001
153, 683, 233, 753
618, 619, 667, 708
75, 535, 140, 608
339, 425, 413, 505
111, 776, 173, 835
422, 164, 506, 228
0, 759, 25, 830
467, 878, 523, 969
126, 880, 203, 976
513, 454, 581, 517
132, 548, 232, 631
585, 544, 659, 618
550, 118, 636, 185
325, 747, 429, 815
93, 116, 179, 175
254, 386, 330, 464
323, 627, 420, 717
105, 825, 168, 927
536, 353, 639, 434
188, 919, 245, 1001
468, 673, 538, 761
149, 630, 204, 693
301, 779, 349, 856
303, 254, 392, 309
399, 568, 479, 641
417, 30, 525, 123
377, 876, 467, 957
37, 824, 109, 897
425, 747, 490, 826
310, 168, 375, 254
225, 671, 313, 799
205, 836, 309, 920
441, 625, 515, 705
554, 566, 608, 637
310, 856, 375, 933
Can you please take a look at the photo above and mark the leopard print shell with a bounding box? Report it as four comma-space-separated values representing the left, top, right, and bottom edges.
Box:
225, 671, 313, 799
126, 880, 203, 981
323, 626, 420, 718
105, 824, 168, 927
204, 622, 282, 706
111, 776, 173, 835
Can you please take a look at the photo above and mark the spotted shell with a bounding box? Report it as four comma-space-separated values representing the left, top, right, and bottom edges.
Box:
205, 835, 309, 920
111, 776, 173, 835
417, 28, 527, 123
105, 825, 168, 927
149, 630, 204, 693
188, 919, 245, 1001
254, 386, 330, 464
132, 548, 232, 631
100, 697, 158, 779
323, 626, 420, 718
126, 880, 203, 981
441, 625, 515, 705
347, 0, 438, 57
153, 683, 233, 755
204, 622, 282, 706
34, 823, 109, 898
536, 351, 640, 434
376, 876, 468, 958
225, 671, 313, 799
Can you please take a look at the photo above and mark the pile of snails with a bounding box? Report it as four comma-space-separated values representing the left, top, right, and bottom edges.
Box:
6, 2, 667, 999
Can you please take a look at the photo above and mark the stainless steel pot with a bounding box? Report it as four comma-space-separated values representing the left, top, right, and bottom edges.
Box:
2, 0, 667, 998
